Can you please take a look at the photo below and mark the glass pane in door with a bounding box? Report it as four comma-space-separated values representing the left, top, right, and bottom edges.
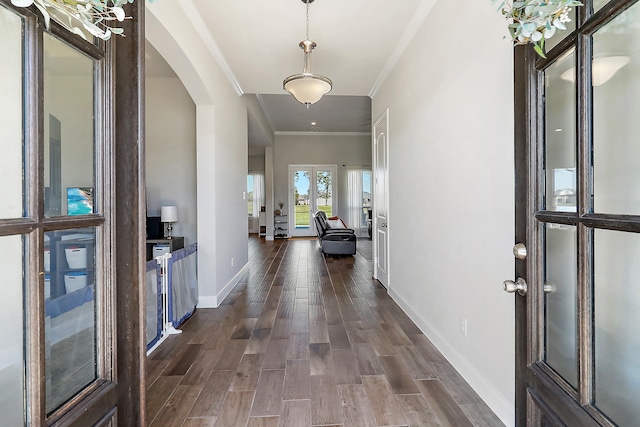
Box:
293, 170, 310, 229
592, 3, 640, 215
543, 224, 578, 388
545, 50, 576, 212
593, 0, 609, 12
0, 235, 25, 426
45, 227, 97, 413
44, 33, 96, 218
594, 229, 640, 426
0, 6, 24, 219
315, 170, 333, 217
544, 8, 576, 52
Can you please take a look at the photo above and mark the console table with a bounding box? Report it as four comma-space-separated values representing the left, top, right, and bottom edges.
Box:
146, 237, 184, 261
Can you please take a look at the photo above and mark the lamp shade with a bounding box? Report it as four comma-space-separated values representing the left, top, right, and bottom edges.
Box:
284, 74, 332, 105
160, 206, 178, 223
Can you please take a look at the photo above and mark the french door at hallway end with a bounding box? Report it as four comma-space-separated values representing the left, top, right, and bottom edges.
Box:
510, 1, 640, 425
289, 165, 337, 237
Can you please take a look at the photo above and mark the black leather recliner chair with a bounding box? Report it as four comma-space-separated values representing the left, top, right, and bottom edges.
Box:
312, 210, 357, 255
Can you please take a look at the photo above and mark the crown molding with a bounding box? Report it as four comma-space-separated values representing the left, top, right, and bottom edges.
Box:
181, 0, 244, 96
369, 0, 437, 98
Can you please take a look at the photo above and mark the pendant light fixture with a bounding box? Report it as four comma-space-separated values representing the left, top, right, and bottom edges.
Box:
283, 0, 332, 107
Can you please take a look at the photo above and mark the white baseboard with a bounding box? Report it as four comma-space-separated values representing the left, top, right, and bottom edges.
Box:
197, 262, 249, 308
389, 288, 515, 427
197, 295, 217, 308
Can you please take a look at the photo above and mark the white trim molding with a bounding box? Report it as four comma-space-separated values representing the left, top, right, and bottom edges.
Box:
180, 0, 244, 96
388, 288, 516, 427
369, 0, 437, 98
197, 262, 250, 308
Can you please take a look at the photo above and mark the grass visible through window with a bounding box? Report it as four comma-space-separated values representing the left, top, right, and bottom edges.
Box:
295, 205, 331, 226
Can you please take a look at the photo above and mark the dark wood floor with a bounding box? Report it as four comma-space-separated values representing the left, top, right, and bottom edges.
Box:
145, 236, 504, 427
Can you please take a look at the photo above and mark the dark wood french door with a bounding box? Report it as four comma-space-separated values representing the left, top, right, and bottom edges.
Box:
512, 0, 640, 425
0, 1, 145, 425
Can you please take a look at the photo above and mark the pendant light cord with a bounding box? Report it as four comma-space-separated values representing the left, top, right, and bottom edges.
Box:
305, 0, 310, 40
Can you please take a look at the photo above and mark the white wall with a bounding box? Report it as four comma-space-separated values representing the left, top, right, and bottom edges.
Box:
372, 0, 515, 425
273, 133, 371, 231
145, 77, 198, 245
248, 155, 265, 172
146, 2, 256, 307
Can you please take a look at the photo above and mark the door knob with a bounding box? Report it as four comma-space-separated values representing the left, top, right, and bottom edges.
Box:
513, 243, 527, 260
503, 278, 527, 296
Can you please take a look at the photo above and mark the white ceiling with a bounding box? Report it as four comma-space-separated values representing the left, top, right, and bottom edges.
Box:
146, 0, 436, 149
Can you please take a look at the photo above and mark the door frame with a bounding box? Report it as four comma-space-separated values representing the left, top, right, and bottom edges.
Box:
372, 109, 390, 289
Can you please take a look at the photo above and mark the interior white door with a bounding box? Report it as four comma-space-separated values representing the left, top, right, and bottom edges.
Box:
373, 110, 389, 288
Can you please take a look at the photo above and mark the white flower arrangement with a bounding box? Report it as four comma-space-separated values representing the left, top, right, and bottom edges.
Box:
10, 0, 147, 40
495, 0, 583, 57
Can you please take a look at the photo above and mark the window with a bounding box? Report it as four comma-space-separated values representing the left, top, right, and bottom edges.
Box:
248, 172, 264, 217
347, 169, 372, 235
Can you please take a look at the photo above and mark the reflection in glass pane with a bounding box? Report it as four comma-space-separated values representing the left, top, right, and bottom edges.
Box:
0, 235, 25, 426
0, 6, 24, 219
594, 230, 640, 426
45, 227, 97, 414
293, 170, 310, 230
44, 33, 96, 217
545, 50, 576, 212
543, 223, 578, 388
316, 170, 333, 217
593, 2, 640, 215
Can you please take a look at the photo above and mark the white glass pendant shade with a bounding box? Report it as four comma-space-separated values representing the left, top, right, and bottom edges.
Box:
284, 74, 332, 105
283, 39, 332, 106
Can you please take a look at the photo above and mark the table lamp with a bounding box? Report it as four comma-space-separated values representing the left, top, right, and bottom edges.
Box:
160, 205, 178, 239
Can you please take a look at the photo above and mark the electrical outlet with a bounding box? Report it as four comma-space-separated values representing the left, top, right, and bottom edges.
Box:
231, 257, 234, 267
460, 317, 468, 337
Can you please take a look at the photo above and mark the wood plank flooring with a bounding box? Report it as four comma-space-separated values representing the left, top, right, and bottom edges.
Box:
146, 236, 504, 427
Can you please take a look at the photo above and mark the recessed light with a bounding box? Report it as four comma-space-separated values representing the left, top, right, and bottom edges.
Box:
311, 122, 317, 126
555, 128, 563, 132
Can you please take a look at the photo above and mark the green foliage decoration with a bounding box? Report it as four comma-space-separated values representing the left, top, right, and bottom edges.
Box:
10, 0, 156, 40
494, 0, 583, 57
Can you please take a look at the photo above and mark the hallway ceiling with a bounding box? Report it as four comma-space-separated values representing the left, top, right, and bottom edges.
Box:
147, 0, 437, 147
